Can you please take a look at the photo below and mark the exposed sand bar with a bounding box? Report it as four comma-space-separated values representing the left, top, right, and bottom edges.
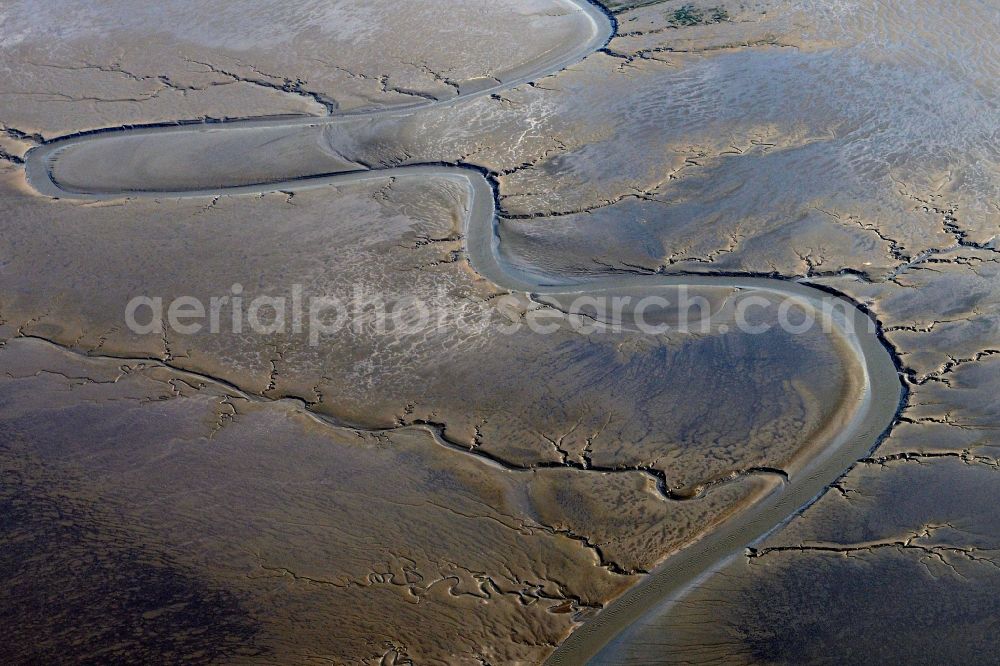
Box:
20, 0, 904, 662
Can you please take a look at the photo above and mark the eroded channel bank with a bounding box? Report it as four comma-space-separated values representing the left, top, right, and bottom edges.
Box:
20, 1, 905, 662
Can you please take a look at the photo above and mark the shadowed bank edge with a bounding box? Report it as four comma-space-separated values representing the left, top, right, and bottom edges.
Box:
18, 0, 907, 662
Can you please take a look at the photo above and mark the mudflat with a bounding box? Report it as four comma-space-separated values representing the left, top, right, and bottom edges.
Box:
1, 0, 996, 664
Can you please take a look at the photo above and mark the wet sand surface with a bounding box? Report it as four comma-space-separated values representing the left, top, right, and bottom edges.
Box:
1, 0, 997, 663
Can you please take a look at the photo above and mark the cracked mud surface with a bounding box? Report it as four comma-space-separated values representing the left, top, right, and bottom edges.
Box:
0, 0, 604, 137
1, 0, 998, 663
557, 2, 996, 663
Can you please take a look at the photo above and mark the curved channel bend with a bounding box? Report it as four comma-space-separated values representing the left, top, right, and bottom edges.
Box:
21, 1, 903, 663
